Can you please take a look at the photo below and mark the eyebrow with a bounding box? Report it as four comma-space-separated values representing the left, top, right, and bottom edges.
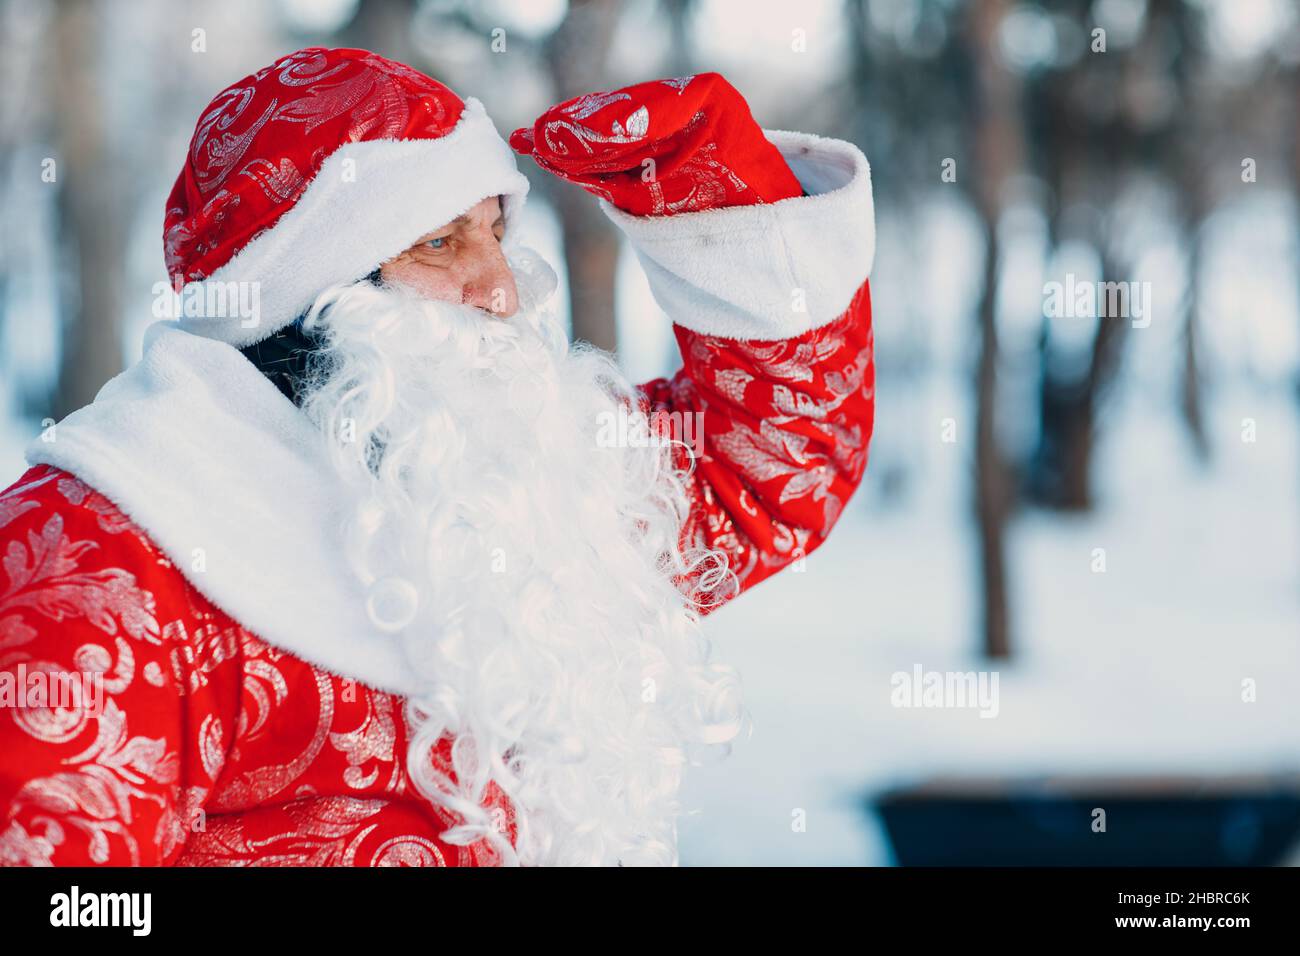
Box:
447, 211, 506, 229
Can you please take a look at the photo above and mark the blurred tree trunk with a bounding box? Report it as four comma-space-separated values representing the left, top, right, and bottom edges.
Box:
662, 0, 694, 78
0, 0, 48, 407
974, 218, 1012, 659
1291, 50, 1300, 599
542, 0, 623, 353
1178, 218, 1209, 464
52, 0, 123, 418
1154, 5, 1206, 463
1051, 254, 1129, 510
1028, 0, 1192, 508
339, 0, 418, 67
1165, 0, 1210, 463
965, 0, 1023, 659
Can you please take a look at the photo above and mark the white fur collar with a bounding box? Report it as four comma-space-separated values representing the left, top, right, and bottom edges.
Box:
26, 322, 421, 697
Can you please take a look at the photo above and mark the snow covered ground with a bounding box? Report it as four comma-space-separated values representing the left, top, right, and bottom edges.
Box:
677, 377, 1300, 866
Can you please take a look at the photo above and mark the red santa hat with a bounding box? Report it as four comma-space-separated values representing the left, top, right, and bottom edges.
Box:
163, 46, 530, 348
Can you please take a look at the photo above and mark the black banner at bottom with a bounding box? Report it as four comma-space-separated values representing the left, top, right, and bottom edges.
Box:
0, 865, 1289, 942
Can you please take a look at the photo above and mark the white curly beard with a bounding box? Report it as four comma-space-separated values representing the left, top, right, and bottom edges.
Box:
293, 249, 745, 866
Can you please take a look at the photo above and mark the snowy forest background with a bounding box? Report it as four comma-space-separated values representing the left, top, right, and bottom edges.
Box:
1, 0, 1297, 865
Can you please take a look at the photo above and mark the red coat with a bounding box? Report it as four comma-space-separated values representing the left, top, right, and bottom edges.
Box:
0, 463, 516, 866
1, 77, 875, 867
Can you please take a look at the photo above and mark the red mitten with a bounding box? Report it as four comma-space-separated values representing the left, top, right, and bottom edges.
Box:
509, 72, 803, 216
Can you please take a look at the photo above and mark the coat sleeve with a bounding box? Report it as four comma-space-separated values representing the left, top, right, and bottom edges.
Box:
609, 131, 877, 611
0, 465, 241, 866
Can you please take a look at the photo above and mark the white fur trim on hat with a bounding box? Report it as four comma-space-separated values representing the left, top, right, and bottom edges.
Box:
176, 97, 530, 349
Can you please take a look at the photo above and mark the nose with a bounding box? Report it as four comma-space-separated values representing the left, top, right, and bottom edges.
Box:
462, 241, 519, 317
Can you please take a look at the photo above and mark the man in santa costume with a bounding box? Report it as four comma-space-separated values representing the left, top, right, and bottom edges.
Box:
0, 47, 875, 866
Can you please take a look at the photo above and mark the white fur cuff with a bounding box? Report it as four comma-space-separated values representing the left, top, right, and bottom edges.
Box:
601, 128, 875, 340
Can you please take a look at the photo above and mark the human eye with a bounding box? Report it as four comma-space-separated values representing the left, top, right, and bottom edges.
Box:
425, 235, 450, 250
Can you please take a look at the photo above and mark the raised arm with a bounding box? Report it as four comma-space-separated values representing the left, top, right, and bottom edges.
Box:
511, 73, 876, 611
